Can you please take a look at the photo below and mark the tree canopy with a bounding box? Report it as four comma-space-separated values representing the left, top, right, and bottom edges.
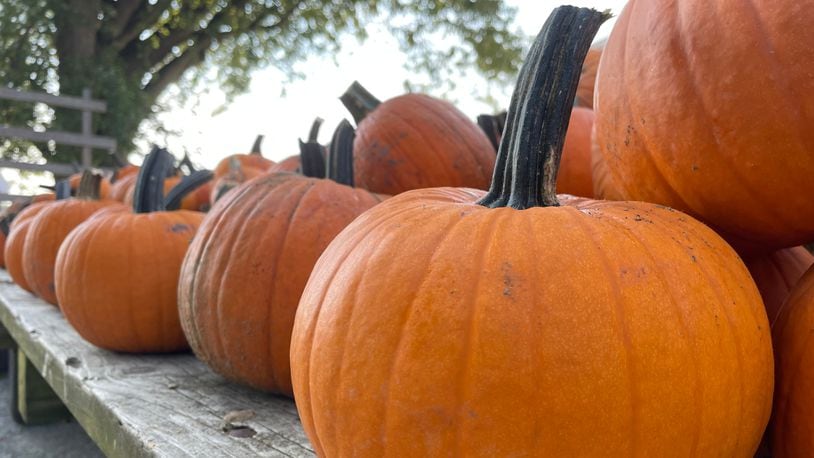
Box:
0, 0, 523, 165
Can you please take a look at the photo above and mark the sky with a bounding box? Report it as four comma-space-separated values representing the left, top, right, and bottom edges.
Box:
5, 1, 628, 193
139, 0, 628, 170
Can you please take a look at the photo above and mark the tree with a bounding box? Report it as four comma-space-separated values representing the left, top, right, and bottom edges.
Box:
0, 0, 523, 165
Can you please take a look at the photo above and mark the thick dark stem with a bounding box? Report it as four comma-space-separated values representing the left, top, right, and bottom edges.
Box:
308, 118, 324, 142
179, 153, 197, 174
340, 81, 381, 125
164, 170, 213, 210
478, 7, 609, 209
250, 135, 264, 154
134, 147, 175, 213
327, 120, 355, 187
477, 112, 507, 152
0, 218, 10, 237
77, 170, 102, 200
298, 140, 326, 179
55, 180, 72, 200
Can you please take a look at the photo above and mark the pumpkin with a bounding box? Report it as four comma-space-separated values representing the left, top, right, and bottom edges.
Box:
575, 41, 604, 108
22, 171, 124, 305
108, 172, 138, 202
55, 148, 203, 352
594, 0, 814, 250
290, 8, 772, 456
5, 202, 53, 291
742, 246, 814, 325
555, 106, 595, 198
340, 81, 495, 195
179, 120, 381, 395
211, 134, 274, 181
165, 170, 214, 212
67, 171, 111, 199
771, 265, 814, 455
268, 155, 300, 173
112, 164, 139, 182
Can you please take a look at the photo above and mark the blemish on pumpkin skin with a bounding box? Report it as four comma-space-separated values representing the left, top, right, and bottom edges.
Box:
502, 262, 515, 297
170, 224, 191, 233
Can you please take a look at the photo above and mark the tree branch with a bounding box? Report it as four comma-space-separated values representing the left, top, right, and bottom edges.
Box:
143, 34, 213, 101
110, 0, 173, 52
107, 0, 142, 40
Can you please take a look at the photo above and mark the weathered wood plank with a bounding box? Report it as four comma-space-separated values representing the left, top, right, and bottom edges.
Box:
0, 87, 107, 112
0, 160, 79, 176
0, 273, 314, 457
0, 126, 117, 151
16, 347, 72, 425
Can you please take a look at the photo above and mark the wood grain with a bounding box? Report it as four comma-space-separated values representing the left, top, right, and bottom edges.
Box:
0, 272, 314, 457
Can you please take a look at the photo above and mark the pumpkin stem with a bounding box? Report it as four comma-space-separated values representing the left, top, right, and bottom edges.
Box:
134, 147, 174, 213
308, 118, 324, 143
76, 169, 102, 200
340, 81, 381, 125
477, 112, 507, 152
478, 7, 609, 209
298, 140, 326, 179
327, 119, 355, 187
0, 217, 9, 237
164, 169, 214, 210
55, 180, 72, 200
251, 135, 264, 154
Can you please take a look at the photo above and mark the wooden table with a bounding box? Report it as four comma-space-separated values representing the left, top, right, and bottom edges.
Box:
0, 272, 314, 457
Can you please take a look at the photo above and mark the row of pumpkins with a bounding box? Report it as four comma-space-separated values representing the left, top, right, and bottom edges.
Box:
1, 3, 813, 455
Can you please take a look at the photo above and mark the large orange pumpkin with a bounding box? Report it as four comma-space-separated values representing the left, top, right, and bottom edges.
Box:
5, 202, 53, 292
23, 172, 124, 305
556, 106, 595, 198
771, 265, 814, 456
575, 41, 604, 108
594, 0, 814, 250
742, 246, 814, 325
55, 148, 203, 352
290, 9, 773, 456
341, 81, 495, 195
179, 120, 382, 395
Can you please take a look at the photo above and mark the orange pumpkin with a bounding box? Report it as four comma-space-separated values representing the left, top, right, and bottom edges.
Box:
341, 81, 495, 195
575, 41, 604, 108
556, 106, 595, 198
742, 246, 814, 325
290, 9, 772, 456
108, 172, 138, 202
55, 148, 203, 352
268, 155, 299, 173
211, 135, 274, 181
5, 202, 52, 291
165, 170, 214, 212
179, 120, 381, 395
594, 0, 814, 250
22, 172, 124, 305
112, 164, 139, 182
771, 265, 814, 455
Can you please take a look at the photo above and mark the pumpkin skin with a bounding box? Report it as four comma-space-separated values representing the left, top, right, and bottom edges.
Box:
5, 202, 52, 291
109, 173, 138, 202
291, 8, 772, 456
23, 194, 123, 305
556, 107, 595, 198
268, 155, 300, 173
179, 173, 382, 395
344, 86, 495, 195
575, 42, 604, 108
771, 265, 814, 456
594, 0, 814, 249
742, 246, 814, 325
54, 149, 204, 352
212, 153, 273, 181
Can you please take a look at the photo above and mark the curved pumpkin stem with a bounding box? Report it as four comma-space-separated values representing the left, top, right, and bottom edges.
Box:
164, 169, 214, 210
298, 140, 326, 179
134, 146, 174, 213
478, 7, 609, 209
477, 112, 507, 152
251, 135, 264, 154
77, 169, 102, 200
55, 180, 72, 200
308, 118, 324, 143
340, 81, 381, 125
327, 119, 355, 187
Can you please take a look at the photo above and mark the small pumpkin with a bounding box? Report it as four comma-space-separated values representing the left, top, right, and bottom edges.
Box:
22, 171, 124, 305
179, 120, 382, 395
5, 202, 53, 291
55, 148, 204, 352
340, 81, 495, 195
290, 8, 772, 456
211, 134, 274, 181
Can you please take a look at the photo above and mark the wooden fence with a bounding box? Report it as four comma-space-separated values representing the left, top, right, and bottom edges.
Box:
0, 87, 117, 201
